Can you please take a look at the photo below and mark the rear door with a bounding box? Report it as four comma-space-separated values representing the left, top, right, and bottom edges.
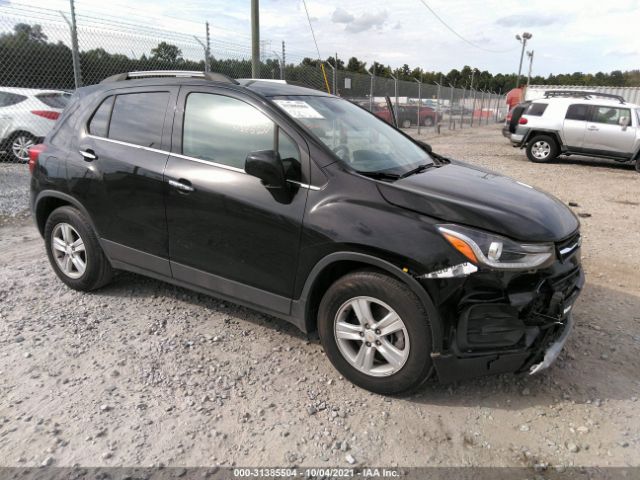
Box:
74, 87, 177, 275
164, 87, 310, 312
562, 103, 589, 148
583, 105, 636, 156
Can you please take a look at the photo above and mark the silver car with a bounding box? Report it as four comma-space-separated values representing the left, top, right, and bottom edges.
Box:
510, 90, 640, 171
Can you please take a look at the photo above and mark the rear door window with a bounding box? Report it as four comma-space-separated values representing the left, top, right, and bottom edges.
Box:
108, 92, 170, 148
565, 104, 589, 121
525, 103, 547, 116
36, 92, 72, 109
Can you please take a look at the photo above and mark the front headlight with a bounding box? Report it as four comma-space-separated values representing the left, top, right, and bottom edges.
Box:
437, 224, 555, 270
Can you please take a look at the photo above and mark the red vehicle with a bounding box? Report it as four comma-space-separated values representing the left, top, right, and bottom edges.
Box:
372, 104, 440, 128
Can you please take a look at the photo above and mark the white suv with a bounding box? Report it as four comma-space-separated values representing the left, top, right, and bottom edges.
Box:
0, 87, 72, 162
510, 91, 640, 171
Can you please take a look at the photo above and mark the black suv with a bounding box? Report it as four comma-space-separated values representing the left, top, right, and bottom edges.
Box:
29, 71, 584, 394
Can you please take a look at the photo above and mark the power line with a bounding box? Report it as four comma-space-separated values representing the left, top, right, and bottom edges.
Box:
415, 0, 514, 53
301, 0, 322, 60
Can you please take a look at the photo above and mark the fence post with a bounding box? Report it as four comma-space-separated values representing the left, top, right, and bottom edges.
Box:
494, 89, 502, 122
470, 89, 476, 127
459, 87, 465, 128
282, 41, 286, 80
435, 82, 441, 133
390, 74, 399, 123
60, 0, 82, 88
486, 93, 492, 125
414, 77, 422, 135
368, 70, 375, 112
479, 90, 486, 126
194, 35, 210, 72
448, 84, 454, 130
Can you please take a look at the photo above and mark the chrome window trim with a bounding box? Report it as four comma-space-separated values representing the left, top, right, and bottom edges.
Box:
85, 134, 319, 189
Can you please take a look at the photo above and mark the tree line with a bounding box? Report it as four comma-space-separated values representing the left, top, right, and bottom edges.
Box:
1, 23, 639, 94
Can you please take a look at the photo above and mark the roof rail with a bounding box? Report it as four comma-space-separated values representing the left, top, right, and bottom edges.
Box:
100, 70, 238, 85
543, 90, 625, 104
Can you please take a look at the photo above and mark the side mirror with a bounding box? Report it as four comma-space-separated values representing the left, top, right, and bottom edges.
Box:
415, 140, 433, 154
619, 116, 630, 128
245, 150, 286, 189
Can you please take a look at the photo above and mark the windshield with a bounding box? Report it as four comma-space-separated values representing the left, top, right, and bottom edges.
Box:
272, 96, 433, 175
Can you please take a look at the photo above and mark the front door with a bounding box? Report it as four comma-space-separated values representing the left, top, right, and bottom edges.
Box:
583, 105, 636, 156
164, 88, 309, 314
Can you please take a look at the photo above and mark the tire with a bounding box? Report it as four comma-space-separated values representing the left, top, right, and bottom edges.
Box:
526, 134, 558, 163
401, 119, 412, 129
318, 270, 433, 395
8, 132, 37, 163
44, 206, 113, 291
422, 117, 434, 127
635, 159, 640, 173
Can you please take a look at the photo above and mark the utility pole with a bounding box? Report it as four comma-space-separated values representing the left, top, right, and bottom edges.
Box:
62, 0, 82, 88
515, 32, 532, 88
251, 0, 260, 78
526, 50, 534, 87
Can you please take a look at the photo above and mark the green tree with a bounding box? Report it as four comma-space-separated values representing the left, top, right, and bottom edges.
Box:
150, 42, 182, 63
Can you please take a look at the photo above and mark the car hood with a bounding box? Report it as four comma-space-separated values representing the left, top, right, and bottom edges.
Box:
376, 162, 579, 242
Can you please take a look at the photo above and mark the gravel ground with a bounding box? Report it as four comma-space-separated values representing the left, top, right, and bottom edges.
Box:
0, 126, 639, 469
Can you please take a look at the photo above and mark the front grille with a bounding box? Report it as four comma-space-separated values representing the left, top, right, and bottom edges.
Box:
556, 232, 581, 262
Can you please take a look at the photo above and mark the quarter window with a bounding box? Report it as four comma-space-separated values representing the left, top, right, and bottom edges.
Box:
525, 103, 548, 116
565, 104, 589, 121
183, 93, 281, 170
36, 92, 72, 109
0, 91, 27, 107
108, 92, 170, 147
88, 96, 114, 137
591, 106, 631, 125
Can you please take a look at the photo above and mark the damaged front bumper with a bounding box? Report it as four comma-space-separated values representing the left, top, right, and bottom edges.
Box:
423, 238, 584, 383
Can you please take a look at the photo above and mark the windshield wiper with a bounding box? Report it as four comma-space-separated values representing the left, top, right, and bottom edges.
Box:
400, 163, 436, 178
356, 170, 401, 181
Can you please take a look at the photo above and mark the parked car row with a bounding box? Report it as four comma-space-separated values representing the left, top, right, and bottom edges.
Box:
503, 90, 640, 171
0, 87, 72, 162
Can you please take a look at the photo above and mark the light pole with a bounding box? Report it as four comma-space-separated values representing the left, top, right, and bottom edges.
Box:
515, 32, 532, 88
526, 50, 535, 87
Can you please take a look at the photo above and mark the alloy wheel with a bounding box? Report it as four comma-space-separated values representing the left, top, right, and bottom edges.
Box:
51, 223, 87, 279
333, 296, 410, 377
531, 140, 551, 160
11, 135, 34, 162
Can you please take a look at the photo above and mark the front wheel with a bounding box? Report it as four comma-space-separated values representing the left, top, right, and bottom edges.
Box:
318, 270, 433, 394
422, 117, 434, 127
526, 135, 558, 163
401, 119, 412, 129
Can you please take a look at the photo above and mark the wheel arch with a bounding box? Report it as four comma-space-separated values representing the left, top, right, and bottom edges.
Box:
295, 252, 443, 353
34, 191, 99, 238
524, 129, 563, 149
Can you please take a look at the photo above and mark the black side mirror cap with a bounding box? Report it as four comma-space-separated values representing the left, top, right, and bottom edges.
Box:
245, 150, 286, 189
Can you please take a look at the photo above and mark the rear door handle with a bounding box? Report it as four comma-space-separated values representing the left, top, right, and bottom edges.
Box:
587, 125, 599, 131
168, 179, 195, 193
79, 149, 97, 161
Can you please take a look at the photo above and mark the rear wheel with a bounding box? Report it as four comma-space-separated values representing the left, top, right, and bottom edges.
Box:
318, 270, 433, 394
526, 134, 558, 163
635, 158, 640, 173
44, 206, 113, 291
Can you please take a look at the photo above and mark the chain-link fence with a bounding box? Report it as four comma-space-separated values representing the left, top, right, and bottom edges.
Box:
0, 2, 507, 162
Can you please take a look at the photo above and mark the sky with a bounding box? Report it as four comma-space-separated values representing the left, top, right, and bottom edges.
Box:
5, 0, 640, 76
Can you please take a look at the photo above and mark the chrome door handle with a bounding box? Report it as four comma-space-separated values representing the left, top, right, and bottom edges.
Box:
168, 179, 194, 192
587, 126, 599, 131
79, 149, 97, 160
